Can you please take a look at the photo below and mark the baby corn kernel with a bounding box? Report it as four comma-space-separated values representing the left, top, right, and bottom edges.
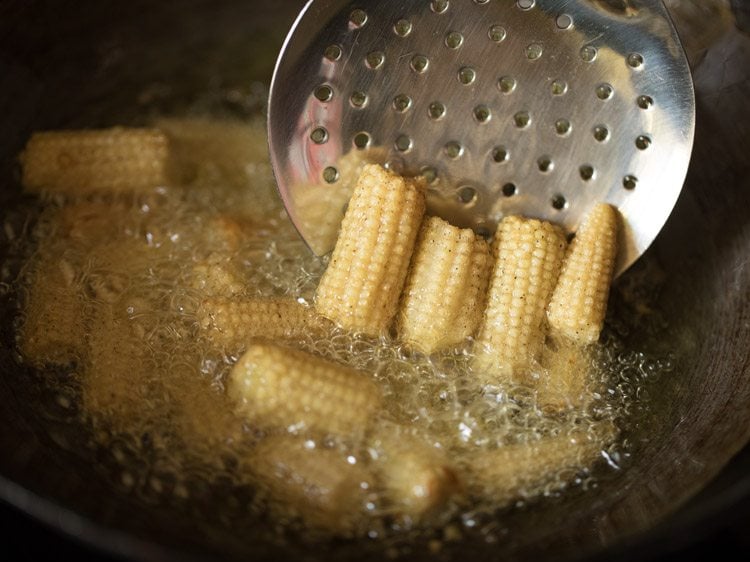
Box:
198, 297, 332, 350
248, 435, 373, 535
372, 428, 461, 520
547, 203, 620, 344
18, 255, 86, 367
465, 422, 616, 501
20, 128, 170, 195
315, 164, 426, 335
537, 341, 597, 411
229, 342, 382, 435
474, 216, 567, 383
398, 216, 491, 353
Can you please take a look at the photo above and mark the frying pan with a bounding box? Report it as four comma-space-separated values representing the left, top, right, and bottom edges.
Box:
0, 0, 748, 560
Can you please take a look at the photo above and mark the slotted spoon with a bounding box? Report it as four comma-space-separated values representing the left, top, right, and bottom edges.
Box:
268, 0, 695, 275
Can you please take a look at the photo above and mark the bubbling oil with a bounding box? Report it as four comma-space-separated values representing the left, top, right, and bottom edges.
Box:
9, 115, 675, 551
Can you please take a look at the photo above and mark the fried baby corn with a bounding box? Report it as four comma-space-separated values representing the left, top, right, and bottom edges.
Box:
191, 261, 246, 298
398, 217, 491, 353
20, 128, 170, 195
248, 436, 372, 535
290, 147, 387, 255
83, 298, 155, 424
372, 428, 461, 520
315, 164, 426, 336
57, 200, 136, 244
18, 255, 86, 367
465, 422, 616, 502
537, 341, 597, 411
229, 342, 382, 435
474, 216, 567, 383
547, 203, 620, 344
198, 297, 332, 351
19, 201, 151, 366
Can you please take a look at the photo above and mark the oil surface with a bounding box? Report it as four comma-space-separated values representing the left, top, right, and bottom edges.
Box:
9, 115, 675, 551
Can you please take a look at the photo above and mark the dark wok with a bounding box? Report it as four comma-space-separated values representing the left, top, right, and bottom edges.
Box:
0, 0, 749, 560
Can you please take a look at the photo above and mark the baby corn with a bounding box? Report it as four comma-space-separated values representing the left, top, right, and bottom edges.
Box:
372, 428, 461, 520
229, 342, 382, 435
21, 128, 170, 195
537, 342, 597, 411
315, 164, 426, 335
547, 203, 620, 344
191, 261, 246, 299
398, 217, 491, 353
248, 435, 372, 535
474, 216, 567, 382
155, 117, 268, 189
466, 422, 616, 502
291, 147, 387, 255
58, 200, 135, 244
198, 297, 332, 350
83, 299, 154, 424
203, 214, 267, 255
18, 256, 86, 367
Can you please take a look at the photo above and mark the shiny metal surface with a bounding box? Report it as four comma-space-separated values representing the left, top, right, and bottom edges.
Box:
269, 0, 695, 274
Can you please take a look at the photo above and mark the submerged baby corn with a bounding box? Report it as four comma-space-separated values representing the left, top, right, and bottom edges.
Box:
547, 203, 620, 344
18, 256, 86, 366
229, 342, 382, 435
191, 261, 246, 299
537, 342, 598, 411
83, 298, 155, 423
198, 297, 332, 350
291, 147, 387, 255
474, 216, 567, 383
248, 436, 372, 535
398, 217, 491, 353
155, 117, 268, 189
372, 429, 461, 520
465, 422, 616, 502
315, 164, 426, 336
20, 128, 170, 195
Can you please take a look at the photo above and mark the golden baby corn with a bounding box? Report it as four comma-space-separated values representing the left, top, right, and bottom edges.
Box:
83, 298, 154, 424
198, 297, 332, 350
474, 216, 567, 382
21, 128, 169, 195
466, 422, 616, 502
229, 342, 382, 435
191, 261, 246, 299
315, 164, 426, 335
19, 201, 153, 367
537, 342, 597, 411
57, 200, 135, 244
18, 255, 86, 367
155, 117, 268, 188
398, 217, 491, 353
248, 436, 372, 535
290, 147, 387, 255
372, 428, 461, 520
547, 203, 620, 344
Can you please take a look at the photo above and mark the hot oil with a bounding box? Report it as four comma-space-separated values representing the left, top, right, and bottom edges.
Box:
11, 114, 675, 551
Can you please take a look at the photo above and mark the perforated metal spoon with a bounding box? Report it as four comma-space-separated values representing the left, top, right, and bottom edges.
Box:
268, 0, 695, 275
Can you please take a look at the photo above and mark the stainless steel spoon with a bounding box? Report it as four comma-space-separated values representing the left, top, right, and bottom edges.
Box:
268, 0, 695, 275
